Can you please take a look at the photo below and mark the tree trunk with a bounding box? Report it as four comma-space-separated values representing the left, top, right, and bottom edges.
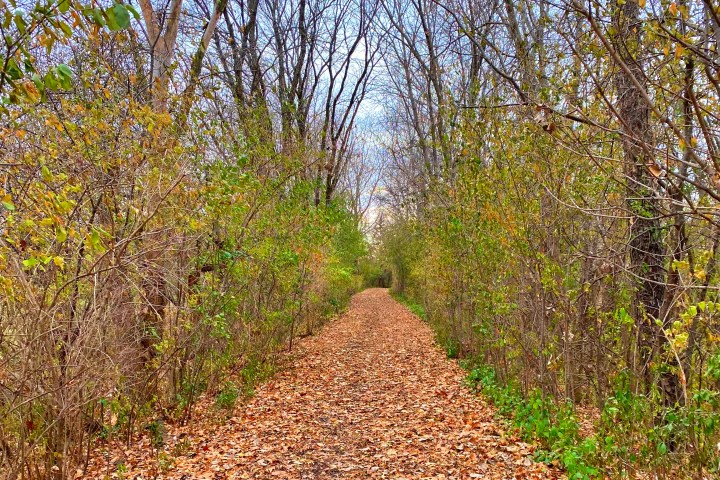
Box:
612, 0, 680, 407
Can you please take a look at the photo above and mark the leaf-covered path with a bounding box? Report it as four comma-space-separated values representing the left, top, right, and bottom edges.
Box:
89, 289, 561, 479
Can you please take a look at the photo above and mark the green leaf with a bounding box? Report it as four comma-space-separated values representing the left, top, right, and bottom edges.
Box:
91, 8, 105, 26
106, 3, 130, 31
58, 0, 70, 13
56, 64, 72, 89
60, 73, 72, 90
5, 57, 23, 80
125, 4, 141, 20
31, 73, 43, 90
22, 257, 39, 269
59, 20, 73, 38
2, 200, 15, 211
41, 165, 52, 182
56, 226, 67, 243
88, 229, 105, 252
2, 10, 11, 29
56, 63, 72, 78
13, 12, 27, 35
44, 70, 59, 90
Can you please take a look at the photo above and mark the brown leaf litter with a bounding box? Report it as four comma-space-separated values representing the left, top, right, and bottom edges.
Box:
82, 288, 563, 479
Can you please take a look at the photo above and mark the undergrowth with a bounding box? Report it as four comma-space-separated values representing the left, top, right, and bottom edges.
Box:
392, 291, 597, 475
463, 363, 599, 479
391, 292, 427, 320
392, 293, 720, 479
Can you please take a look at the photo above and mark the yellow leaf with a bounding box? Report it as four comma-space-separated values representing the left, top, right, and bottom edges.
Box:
638, 0, 646, 7
675, 44, 684, 59
53, 256, 65, 269
669, 2, 678, 15
680, 4, 689, 19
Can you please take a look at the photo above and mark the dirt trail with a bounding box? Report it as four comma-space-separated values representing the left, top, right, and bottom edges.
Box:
87, 288, 561, 479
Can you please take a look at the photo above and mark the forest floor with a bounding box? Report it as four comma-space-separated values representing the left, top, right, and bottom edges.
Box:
84, 288, 562, 479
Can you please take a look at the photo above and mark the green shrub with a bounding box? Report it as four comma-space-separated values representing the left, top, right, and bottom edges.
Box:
466, 364, 599, 479
391, 292, 427, 320
216, 381, 241, 410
